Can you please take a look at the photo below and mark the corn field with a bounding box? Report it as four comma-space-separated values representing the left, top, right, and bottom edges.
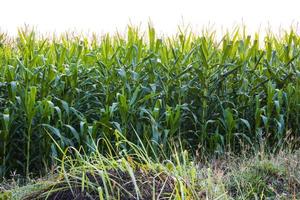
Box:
0, 26, 299, 178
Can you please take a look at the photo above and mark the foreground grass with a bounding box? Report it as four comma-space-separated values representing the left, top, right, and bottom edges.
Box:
1, 146, 299, 199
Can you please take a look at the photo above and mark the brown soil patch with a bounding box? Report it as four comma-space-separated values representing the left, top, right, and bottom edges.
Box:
25, 168, 177, 200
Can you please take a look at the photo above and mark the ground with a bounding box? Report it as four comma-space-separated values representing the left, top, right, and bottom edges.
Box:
1, 150, 299, 200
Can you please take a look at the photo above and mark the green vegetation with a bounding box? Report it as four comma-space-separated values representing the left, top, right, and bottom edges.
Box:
0, 25, 299, 199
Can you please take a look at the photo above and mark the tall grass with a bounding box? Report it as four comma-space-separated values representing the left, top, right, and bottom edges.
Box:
22, 131, 229, 200
0, 25, 299, 177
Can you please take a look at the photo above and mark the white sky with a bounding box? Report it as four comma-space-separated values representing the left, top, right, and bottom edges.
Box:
0, 0, 300, 36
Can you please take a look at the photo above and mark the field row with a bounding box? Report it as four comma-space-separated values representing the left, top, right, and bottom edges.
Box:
0, 27, 299, 177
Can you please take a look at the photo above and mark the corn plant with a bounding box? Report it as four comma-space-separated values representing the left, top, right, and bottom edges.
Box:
0, 25, 299, 177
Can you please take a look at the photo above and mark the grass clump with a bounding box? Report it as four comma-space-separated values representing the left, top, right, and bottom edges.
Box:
227, 151, 300, 199
20, 139, 204, 200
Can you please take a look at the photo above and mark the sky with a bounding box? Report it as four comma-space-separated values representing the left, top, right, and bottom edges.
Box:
0, 0, 300, 36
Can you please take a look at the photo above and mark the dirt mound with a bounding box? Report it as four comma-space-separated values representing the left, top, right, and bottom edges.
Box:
25, 169, 177, 200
